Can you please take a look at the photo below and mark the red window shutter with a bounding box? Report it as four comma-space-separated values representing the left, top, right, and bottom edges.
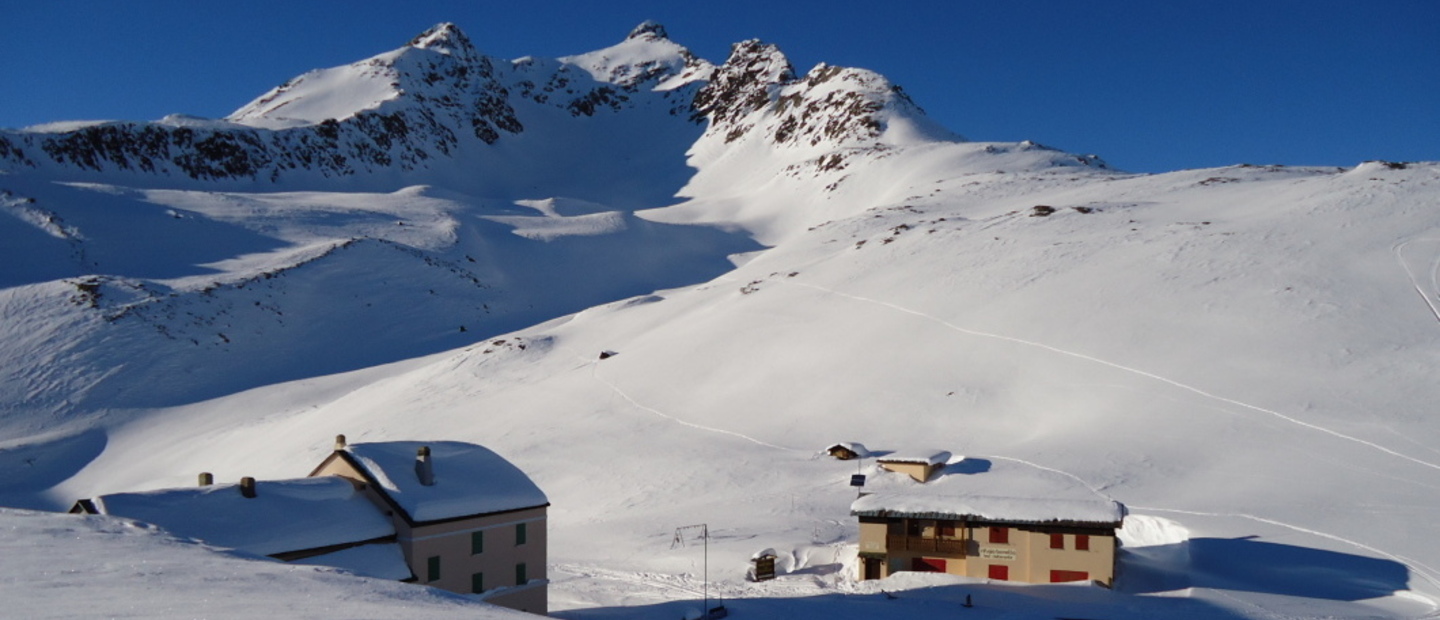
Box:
989, 527, 1009, 544
1076, 534, 1090, 551
1050, 569, 1088, 583
911, 557, 947, 573
988, 564, 1009, 581
1050, 533, 1065, 549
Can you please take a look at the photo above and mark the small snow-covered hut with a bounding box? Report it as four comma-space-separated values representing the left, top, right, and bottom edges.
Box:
875, 449, 951, 482
823, 442, 870, 460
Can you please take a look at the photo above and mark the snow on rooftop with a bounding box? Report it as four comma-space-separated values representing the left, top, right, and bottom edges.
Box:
344, 441, 548, 523
824, 441, 870, 456
293, 541, 413, 581
852, 493, 1125, 525
93, 476, 394, 556
876, 450, 952, 466
852, 457, 1126, 525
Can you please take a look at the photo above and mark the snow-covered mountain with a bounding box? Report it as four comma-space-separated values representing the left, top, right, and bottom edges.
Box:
2, 21, 1439, 620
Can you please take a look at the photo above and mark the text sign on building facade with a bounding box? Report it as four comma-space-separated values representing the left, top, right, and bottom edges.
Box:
979, 547, 1017, 561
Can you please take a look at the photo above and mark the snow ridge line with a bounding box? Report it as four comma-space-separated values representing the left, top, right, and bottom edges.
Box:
587, 360, 802, 453
788, 280, 1440, 475
1133, 505, 1440, 600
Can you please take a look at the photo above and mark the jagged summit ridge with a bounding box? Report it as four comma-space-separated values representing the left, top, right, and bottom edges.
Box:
627, 20, 669, 41
408, 22, 481, 62
0, 20, 974, 192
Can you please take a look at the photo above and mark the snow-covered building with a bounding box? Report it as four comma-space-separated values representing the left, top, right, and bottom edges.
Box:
851, 457, 1126, 587
72, 437, 550, 615
875, 449, 952, 482
823, 441, 870, 460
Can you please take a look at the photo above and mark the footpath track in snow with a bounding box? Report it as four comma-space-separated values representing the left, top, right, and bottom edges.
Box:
1394, 237, 1440, 325
579, 354, 803, 453
784, 279, 1440, 475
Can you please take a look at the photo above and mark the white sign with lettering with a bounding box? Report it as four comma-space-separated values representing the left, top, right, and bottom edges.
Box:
979, 547, 1016, 561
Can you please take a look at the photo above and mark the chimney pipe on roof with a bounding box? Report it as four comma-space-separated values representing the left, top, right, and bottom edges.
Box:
335, 434, 347, 450
416, 446, 435, 486
198, 472, 213, 486
240, 476, 257, 498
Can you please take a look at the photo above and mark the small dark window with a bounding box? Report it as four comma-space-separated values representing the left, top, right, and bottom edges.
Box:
516, 522, 527, 546
939, 522, 957, 539
471, 572, 484, 594
426, 555, 441, 582
471, 530, 484, 555
515, 562, 528, 585
989, 527, 1009, 544
988, 564, 1009, 580
1050, 533, 1065, 549
1076, 534, 1090, 551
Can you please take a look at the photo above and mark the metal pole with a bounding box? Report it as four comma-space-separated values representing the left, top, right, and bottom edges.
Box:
703, 523, 708, 616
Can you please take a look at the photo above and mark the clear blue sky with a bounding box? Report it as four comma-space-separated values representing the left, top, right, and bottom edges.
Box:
2, 0, 1435, 173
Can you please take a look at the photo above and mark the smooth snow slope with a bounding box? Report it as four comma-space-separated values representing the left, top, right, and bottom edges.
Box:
2, 20, 1439, 620
0, 508, 530, 619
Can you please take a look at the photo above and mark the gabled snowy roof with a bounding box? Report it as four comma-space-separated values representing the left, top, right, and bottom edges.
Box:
90, 476, 395, 556
850, 457, 1126, 526
824, 442, 870, 456
877, 450, 952, 466
339, 441, 548, 524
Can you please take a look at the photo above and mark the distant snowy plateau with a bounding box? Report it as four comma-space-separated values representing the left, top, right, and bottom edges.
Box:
2, 21, 1439, 619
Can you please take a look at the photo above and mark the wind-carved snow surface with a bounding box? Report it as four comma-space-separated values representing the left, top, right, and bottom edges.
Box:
1, 19, 1439, 620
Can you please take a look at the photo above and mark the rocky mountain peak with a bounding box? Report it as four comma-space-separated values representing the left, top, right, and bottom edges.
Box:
692, 40, 797, 130
627, 21, 669, 41
408, 22, 480, 61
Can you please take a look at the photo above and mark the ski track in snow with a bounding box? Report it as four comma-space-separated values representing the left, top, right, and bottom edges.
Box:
1394, 238, 1440, 325
784, 280, 1440, 475
583, 358, 803, 453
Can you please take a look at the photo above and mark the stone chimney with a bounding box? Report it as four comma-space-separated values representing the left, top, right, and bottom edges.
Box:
335, 434, 347, 450
198, 472, 213, 486
415, 446, 435, 486
240, 476, 257, 498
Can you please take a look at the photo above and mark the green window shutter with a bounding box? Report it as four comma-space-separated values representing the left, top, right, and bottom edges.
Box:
516, 522, 527, 545
471, 530, 484, 555
471, 572, 484, 594
515, 562, 527, 585
427, 555, 441, 582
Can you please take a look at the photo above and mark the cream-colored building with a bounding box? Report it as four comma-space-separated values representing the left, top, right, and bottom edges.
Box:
73, 437, 549, 615
310, 439, 549, 614
851, 457, 1125, 587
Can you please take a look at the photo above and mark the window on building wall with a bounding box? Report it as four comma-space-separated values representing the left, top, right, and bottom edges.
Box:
988, 564, 1009, 580
989, 527, 1009, 544
1050, 569, 1088, 583
515, 562, 528, 586
471, 572, 484, 594
516, 522, 527, 545
939, 521, 957, 539
471, 530, 484, 555
1076, 534, 1090, 551
1050, 533, 1065, 549
427, 556, 441, 582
